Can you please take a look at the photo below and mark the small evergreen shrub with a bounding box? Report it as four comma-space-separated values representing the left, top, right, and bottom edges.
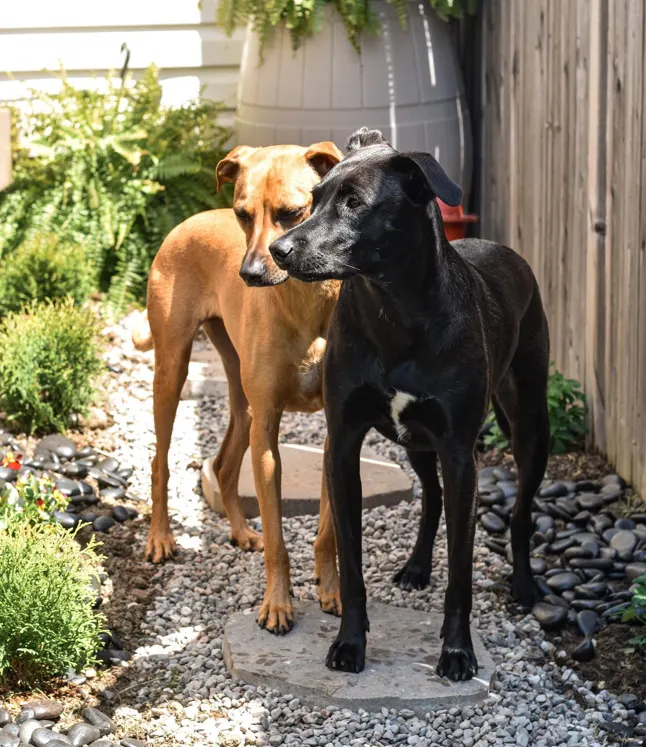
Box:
483, 363, 588, 455
0, 299, 102, 433
0, 470, 69, 530
0, 516, 104, 686
0, 234, 95, 317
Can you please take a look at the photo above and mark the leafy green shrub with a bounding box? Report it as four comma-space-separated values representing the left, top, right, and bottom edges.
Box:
0, 299, 102, 433
0, 234, 95, 317
219, 0, 477, 53
0, 471, 69, 530
483, 363, 588, 455
0, 66, 231, 313
623, 573, 646, 653
0, 516, 104, 686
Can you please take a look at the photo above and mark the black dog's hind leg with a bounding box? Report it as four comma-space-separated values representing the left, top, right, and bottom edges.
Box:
325, 425, 370, 673
496, 315, 550, 610
436, 449, 479, 681
394, 449, 442, 590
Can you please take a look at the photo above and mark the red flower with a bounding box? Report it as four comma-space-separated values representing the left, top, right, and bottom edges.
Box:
35, 498, 44, 508
2, 451, 22, 470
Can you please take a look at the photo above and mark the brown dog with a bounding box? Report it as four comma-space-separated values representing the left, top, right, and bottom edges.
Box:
133, 142, 344, 633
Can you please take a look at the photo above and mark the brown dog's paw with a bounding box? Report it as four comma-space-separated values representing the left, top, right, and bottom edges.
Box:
257, 594, 294, 635
145, 532, 177, 564
319, 588, 342, 617
231, 526, 264, 552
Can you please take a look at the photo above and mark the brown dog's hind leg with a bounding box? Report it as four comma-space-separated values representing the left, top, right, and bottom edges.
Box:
147, 330, 194, 564
202, 318, 263, 552
249, 412, 293, 634
314, 437, 341, 616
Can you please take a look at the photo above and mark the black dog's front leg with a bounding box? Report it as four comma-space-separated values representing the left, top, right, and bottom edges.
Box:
436, 450, 479, 681
325, 427, 369, 673
394, 449, 443, 590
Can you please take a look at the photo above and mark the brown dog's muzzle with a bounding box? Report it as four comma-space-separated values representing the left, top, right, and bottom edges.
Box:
239, 241, 289, 287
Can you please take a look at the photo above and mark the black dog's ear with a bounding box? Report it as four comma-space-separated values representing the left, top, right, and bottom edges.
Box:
347, 127, 392, 152
394, 151, 463, 207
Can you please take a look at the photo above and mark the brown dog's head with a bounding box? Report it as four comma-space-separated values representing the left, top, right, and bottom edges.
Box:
216, 141, 343, 286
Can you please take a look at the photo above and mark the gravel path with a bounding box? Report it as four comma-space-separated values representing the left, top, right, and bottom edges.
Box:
98, 317, 633, 747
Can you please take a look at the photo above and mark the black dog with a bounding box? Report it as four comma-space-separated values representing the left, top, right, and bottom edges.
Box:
269, 128, 550, 680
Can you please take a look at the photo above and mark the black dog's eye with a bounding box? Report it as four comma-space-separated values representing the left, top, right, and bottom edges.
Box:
234, 207, 252, 223
346, 194, 362, 209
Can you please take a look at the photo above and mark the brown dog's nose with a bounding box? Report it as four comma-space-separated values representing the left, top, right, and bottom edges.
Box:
239, 257, 267, 286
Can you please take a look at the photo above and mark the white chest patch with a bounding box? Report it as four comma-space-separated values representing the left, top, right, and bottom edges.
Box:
389, 390, 417, 441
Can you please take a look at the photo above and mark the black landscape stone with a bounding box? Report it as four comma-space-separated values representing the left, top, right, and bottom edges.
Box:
81, 710, 115, 737
92, 516, 116, 533
55, 479, 81, 498
546, 572, 581, 593
480, 512, 506, 533
549, 537, 577, 554
543, 594, 569, 609
26, 700, 64, 720
626, 562, 646, 583
61, 463, 89, 479
615, 518, 637, 530
97, 471, 127, 489
532, 602, 568, 631
568, 557, 614, 572
36, 435, 76, 460
32, 729, 72, 747
610, 530, 637, 559
576, 493, 606, 512
66, 723, 101, 747
571, 638, 596, 662
530, 558, 547, 575
121, 740, 146, 747
576, 610, 600, 637
539, 482, 569, 498
0, 709, 10, 727
53, 511, 79, 530
0, 467, 18, 483
97, 457, 119, 473
99, 487, 126, 501
111, 506, 130, 523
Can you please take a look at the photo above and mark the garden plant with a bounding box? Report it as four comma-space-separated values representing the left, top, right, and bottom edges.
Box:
0, 516, 104, 686
0, 299, 102, 433
218, 0, 476, 51
484, 362, 588, 454
0, 65, 231, 313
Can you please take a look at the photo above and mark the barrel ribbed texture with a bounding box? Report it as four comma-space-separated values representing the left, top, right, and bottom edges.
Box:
236, 1, 472, 197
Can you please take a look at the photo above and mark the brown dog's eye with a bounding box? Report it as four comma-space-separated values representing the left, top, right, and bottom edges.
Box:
275, 207, 304, 224
234, 207, 252, 223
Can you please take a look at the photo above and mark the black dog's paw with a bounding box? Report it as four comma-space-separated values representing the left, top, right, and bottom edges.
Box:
436, 645, 478, 681
511, 573, 543, 610
393, 560, 431, 591
326, 636, 366, 673
347, 127, 391, 152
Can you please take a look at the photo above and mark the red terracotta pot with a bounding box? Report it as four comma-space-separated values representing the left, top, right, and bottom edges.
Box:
438, 199, 478, 242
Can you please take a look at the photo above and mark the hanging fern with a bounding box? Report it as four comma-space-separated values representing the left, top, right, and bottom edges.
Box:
217, 0, 477, 53
0, 65, 231, 317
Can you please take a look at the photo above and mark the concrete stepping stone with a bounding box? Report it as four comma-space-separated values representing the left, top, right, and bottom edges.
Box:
202, 443, 413, 518
223, 601, 495, 715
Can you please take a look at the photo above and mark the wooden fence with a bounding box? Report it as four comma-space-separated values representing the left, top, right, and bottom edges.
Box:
471, 0, 646, 497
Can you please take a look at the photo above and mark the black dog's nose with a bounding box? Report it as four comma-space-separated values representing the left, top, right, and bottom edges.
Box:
270, 238, 293, 262
239, 258, 267, 286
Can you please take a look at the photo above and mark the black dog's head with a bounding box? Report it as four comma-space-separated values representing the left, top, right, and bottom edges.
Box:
269, 127, 462, 282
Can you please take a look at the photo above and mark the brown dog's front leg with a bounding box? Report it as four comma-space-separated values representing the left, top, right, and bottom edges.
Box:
314, 437, 341, 616
249, 414, 293, 634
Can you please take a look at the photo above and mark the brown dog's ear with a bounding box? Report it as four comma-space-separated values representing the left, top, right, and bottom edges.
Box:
216, 145, 256, 191
305, 141, 344, 178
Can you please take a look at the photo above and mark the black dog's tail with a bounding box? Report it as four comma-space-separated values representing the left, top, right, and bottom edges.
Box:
347, 127, 392, 152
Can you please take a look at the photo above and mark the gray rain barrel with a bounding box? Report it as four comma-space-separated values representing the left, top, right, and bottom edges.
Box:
236, 0, 473, 199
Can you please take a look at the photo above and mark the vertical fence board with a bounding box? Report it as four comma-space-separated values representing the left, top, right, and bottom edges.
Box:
477, 0, 646, 497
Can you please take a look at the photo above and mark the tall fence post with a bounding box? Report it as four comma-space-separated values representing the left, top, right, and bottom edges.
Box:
0, 109, 11, 192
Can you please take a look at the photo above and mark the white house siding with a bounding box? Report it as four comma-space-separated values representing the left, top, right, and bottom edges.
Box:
0, 0, 244, 125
